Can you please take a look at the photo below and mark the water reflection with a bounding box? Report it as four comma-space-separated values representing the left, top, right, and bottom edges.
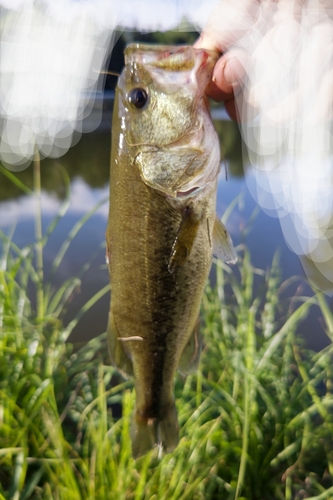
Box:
0, 105, 243, 201
0, 106, 329, 351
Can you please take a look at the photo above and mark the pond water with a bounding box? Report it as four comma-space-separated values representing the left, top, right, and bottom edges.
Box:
0, 97, 329, 352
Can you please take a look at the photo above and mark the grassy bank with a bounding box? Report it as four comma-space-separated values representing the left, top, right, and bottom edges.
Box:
1, 163, 333, 499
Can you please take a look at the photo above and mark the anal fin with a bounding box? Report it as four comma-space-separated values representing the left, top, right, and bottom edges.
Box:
107, 311, 133, 378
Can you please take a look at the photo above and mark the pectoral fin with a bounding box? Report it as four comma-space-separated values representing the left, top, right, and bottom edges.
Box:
213, 218, 237, 264
178, 319, 202, 375
107, 311, 133, 378
168, 207, 201, 273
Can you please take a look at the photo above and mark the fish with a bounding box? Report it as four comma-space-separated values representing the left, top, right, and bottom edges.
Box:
106, 43, 237, 458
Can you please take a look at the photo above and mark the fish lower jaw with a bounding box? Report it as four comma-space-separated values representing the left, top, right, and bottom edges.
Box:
176, 186, 200, 197
164, 186, 202, 201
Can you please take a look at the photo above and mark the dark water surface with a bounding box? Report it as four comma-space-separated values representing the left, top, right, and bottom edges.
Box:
0, 99, 329, 351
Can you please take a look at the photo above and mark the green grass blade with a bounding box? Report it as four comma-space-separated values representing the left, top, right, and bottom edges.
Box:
257, 298, 315, 370
316, 291, 333, 342
42, 162, 71, 246
0, 164, 33, 195
60, 283, 110, 342
19, 466, 44, 500
48, 196, 108, 281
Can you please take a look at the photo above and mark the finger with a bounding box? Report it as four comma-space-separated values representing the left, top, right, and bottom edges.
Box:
224, 98, 239, 122
206, 50, 248, 102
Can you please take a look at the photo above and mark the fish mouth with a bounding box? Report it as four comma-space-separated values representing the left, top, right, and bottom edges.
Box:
125, 44, 195, 67
124, 44, 218, 89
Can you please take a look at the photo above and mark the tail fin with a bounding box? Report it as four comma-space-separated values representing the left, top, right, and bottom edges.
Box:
131, 403, 179, 459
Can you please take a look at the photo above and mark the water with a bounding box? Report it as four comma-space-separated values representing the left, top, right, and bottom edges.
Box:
0, 97, 329, 351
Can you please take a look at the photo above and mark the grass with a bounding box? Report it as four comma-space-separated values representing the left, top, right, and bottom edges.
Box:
1, 159, 333, 499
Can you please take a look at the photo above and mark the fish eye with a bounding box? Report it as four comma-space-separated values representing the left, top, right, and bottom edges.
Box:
128, 88, 148, 109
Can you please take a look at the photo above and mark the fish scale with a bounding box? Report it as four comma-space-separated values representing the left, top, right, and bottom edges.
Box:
106, 43, 236, 458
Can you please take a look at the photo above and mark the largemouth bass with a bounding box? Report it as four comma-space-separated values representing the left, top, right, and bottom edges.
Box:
106, 44, 236, 458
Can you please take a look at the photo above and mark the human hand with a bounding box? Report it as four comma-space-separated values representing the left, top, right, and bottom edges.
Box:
194, 0, 259, 121
194, 0, 333, 293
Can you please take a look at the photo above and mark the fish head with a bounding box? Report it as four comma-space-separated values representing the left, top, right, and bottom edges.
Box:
116, 43, 220, 197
